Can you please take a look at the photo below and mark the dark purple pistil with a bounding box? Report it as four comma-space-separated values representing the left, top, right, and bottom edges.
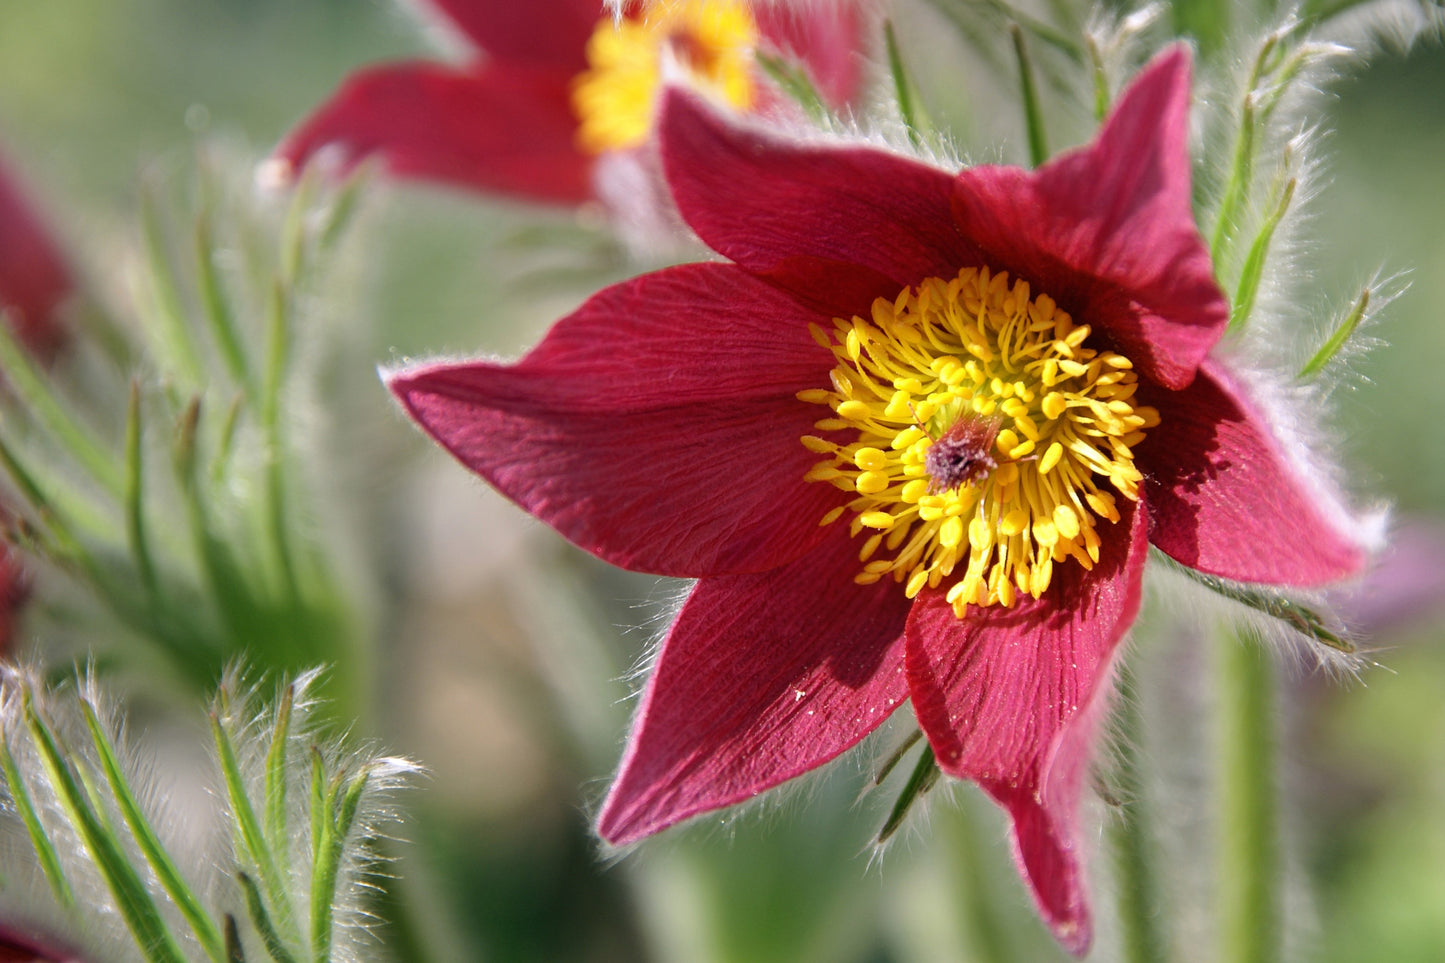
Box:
925, 416, 1000, 492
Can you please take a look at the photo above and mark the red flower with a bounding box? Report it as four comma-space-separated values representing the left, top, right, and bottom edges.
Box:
387, 47, 1364, 953
275, 0, 865, 206
0, 146, 73, 656
0, 148, 70, 357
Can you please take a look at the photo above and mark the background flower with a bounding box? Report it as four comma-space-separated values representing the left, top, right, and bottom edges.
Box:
274, 0, 867, 208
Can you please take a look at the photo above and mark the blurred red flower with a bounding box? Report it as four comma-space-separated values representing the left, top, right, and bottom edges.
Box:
0, 149, 70, 357
276, 0, 865, 206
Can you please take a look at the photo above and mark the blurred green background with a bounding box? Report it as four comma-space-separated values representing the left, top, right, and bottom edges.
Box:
0, 1, 1442, 960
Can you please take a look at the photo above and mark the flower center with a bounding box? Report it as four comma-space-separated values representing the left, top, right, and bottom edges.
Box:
571, 0, 760, 155
800, 267, 1158, 615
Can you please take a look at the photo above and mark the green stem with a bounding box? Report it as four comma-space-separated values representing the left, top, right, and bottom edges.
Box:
941, 794, 1011, 963
1010, 24, 1049, 167
1217, 625, 1279, 963
1109, 659, 1169, 963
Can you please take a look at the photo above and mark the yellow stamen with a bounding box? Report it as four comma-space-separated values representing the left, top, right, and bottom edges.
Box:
571, 0, 759, 155
801, 267, 1156, 617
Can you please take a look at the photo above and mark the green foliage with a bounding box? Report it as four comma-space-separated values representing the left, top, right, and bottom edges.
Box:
0, 161, 371, 708
0, 666, 416, 962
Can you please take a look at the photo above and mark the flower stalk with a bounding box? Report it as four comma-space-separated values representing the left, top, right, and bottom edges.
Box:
1216, 626, 1279, 963
1108, 658, 1169, 963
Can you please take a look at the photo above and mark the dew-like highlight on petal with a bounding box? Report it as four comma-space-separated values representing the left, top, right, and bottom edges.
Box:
800, 267, 1159, 616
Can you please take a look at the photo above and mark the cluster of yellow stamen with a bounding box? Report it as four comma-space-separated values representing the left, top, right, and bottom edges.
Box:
571, 0, 760, 155
800, 267, 1159, 616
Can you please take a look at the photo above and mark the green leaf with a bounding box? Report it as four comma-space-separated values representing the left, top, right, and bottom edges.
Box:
877, 742, 941, 843
884, 20, 933, 148
0, 727, 73, 905
124, 380, 160, 596
873, 729, 923, 787
1229, 176, 1297, 334
80, 695, 228, 963
265, 683, 295, 854
1300, 288, 1370, 380
239, 872, 301, 963
225, 914, 247, 963
1153, 550, 1354, 654
25, 691, 189, 963
260, 280, 299, 602
140, 185, 208, 386
1010, 24, 1049, 168
0, 312, 124, 496
212, 707, 299, 946
754, 51, 829, 124
1085, 33, 1109, 122
1210, 94, 1256, 270
310, 766, 372, 963
195, 210, 258, 403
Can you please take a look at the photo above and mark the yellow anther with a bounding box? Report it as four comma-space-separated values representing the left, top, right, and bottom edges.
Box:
892, 426, 925, 449
855, 471, 890, 495
854, 447, 888, 471
1053, 504, 1080, 540
860, 511, 896, 530
1038, 442, 1064, 474
799, 266, 1150, 616
1000, 509, 1029, 536
901, 479, 930, 503
968, 514, 993, 549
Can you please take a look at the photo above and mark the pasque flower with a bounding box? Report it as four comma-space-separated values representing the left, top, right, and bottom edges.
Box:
275, 0, 864, 206
0, 146, 74, 656
0, 148, 70, 356
387, 47, 1365, 953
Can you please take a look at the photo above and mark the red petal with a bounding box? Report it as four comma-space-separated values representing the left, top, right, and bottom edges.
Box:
1141, 359, 1365, 585
597, 526, 912, 844
658, 88, 975, 317
951, 46, 1226, 390
275, 61, 591, 205
388, 263, 848, 577
754, 1, 867, 108
419, 0, 599, 71
0, 545, 31, 658
905, 500, 1150, 956
0, 151, 71, 356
